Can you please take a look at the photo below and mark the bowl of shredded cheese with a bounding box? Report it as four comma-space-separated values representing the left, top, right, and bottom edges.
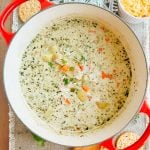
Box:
118, 0, 150, 24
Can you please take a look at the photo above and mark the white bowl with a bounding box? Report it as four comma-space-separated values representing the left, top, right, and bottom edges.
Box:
118, 0, 150, 24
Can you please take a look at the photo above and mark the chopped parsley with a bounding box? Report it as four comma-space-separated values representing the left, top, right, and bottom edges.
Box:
61, 59, 67, 64
70, 78, 75, 82
63, 78, 69, 85
69, 67, 75, 71
70, 88, 76, 92
81, 55, 86, 61
32, 133, 45, 147
48, 62, 53, 67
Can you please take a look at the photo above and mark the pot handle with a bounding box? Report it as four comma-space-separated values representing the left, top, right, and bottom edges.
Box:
123, 101, 150, 150
100, 100, 150, 150
0, 0, 54, 45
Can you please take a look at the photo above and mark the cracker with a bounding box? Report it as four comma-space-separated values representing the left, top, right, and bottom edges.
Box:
116, 131, 144, 150
19, 0, 41, 22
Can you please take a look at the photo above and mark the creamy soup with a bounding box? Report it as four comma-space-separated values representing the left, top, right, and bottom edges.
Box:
20, 16, 132, 136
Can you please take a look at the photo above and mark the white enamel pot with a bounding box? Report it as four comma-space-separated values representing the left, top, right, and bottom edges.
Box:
0, 0, 149, 149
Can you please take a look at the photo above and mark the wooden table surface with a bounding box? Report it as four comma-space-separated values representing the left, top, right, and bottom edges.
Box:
0, 0, 12, 150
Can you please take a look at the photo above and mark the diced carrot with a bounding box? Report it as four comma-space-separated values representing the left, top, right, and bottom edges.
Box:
60, 65, 69, 72
78, 64, 84, 71
64, 99, 71, 105
82, 85, 90, 92
101, 71, 112, 79
98, 48, 103, 53
105, 37, 110, 42
101, 71, 106, 79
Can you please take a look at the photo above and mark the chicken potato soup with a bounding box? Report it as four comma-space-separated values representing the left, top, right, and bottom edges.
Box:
20, 16, 132, 136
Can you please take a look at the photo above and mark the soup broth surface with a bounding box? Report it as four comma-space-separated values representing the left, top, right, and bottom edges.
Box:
20, 16, 132, 135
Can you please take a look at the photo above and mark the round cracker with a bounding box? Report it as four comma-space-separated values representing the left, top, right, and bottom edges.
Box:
19, 0, 41, 22
116, 131, 144, 150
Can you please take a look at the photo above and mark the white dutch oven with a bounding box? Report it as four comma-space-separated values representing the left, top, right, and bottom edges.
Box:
0, 0, 149, 149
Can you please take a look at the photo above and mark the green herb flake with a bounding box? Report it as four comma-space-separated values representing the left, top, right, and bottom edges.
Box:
70, 88, 76, 92
63, 78, 69, 85
70, 78, 75, 82
69, 67, 75, 71
81, 55, 86, 61
85, 45, 91, 48
48, 62, 53, 67
61, 59, 67, 64
32, 133, 45, 147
